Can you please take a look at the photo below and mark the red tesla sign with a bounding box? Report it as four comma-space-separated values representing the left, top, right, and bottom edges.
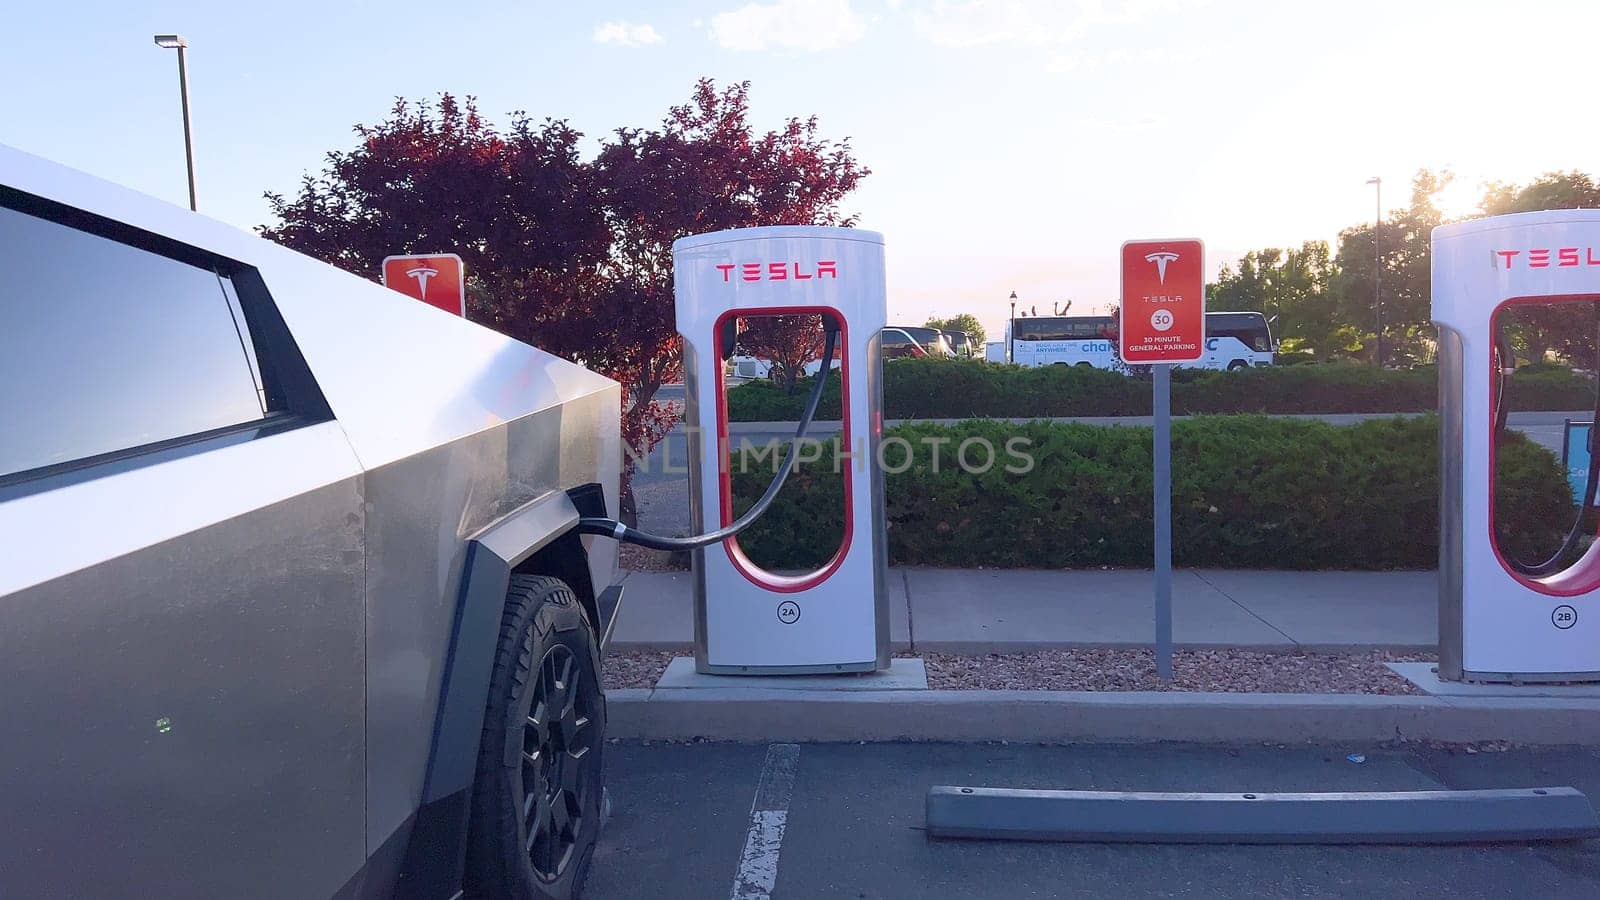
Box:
1120, 239, 1204, 364
382, 253, 466, 317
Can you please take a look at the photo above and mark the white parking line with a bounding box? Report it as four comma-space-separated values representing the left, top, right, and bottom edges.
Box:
729, 743, 800, 900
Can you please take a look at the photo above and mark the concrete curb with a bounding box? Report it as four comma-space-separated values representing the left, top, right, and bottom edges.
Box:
605, 688, 1600, 746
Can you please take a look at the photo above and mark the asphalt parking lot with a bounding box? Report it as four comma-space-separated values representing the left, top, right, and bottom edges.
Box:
588, 741, 1600, 899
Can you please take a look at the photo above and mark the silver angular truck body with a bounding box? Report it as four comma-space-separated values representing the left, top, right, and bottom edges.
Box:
0, 142, 620, 898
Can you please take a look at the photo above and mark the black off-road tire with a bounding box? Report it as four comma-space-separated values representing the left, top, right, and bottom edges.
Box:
465, 575, 605, 900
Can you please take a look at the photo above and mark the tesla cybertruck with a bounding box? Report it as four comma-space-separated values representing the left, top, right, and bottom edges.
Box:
0, 142, 625, 899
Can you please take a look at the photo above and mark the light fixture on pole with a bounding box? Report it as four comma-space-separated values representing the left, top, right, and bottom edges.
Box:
1367, 176, 1382, 367
1008, 291, 1018, 363
154, 34, 197, 211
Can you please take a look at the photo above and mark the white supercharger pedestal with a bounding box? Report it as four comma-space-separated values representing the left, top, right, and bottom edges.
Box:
673, 226, 891, 674
1434, 210, 1600, 682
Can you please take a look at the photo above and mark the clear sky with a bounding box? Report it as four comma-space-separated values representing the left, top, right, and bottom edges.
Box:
4, 1, 1596, 342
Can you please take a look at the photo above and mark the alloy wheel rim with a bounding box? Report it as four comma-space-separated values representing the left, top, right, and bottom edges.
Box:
520, 643, 597, 882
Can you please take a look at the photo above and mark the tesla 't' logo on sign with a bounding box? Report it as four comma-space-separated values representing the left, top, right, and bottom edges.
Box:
382, 253, 466, 317
405, 264, 440, 299
1144, 251, 1180, 284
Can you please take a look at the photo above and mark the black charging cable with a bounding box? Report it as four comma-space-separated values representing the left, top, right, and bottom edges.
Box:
577, 323, 840, 551
1495, 308, 1600, 577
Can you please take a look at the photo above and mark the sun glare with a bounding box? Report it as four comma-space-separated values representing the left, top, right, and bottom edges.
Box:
1429, 178, 1485, 221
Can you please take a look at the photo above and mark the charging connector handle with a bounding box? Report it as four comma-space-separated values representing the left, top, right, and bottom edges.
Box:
577, 324, 840, 552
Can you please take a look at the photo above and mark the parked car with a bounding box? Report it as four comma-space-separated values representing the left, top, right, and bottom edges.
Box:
891, 325, 956, 358
0, 143, 622, 899
734, 327, 933, 378
730, 353, 775, 379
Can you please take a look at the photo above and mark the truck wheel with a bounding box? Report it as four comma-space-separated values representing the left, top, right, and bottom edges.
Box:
1227, 360, 1249, 371
466, 575, 605, 900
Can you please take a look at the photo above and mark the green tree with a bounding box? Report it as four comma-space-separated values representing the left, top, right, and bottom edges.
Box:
1482, 171, 1600, 217
1208, 241, 1342, 355
1479, 172, 1600, 366
1331, 169, 1450, 366
262, 81, 868, 523
925, 313, 986, 346
1211, 168, 1600, 370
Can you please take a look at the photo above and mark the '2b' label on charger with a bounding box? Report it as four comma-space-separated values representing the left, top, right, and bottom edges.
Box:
1553, 605, 1578, 630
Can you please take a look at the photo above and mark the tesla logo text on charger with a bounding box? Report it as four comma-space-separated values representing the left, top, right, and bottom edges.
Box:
716, 261, 838, 282
1496, 248, 1600, 269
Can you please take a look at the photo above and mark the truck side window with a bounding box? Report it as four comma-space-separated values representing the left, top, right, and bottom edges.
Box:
0, 202, 268, 479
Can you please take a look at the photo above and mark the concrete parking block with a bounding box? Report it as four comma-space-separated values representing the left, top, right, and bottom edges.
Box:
904, 568, 1292, 651
922, 784, 1600, 844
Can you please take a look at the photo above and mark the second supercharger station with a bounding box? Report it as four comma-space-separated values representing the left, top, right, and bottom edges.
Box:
1433, 210, 1600, 682
673, 226, 891, 674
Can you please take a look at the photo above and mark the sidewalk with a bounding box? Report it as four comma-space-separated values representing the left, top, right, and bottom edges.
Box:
706, 411, 1582, 456
609, 567, 1438, 653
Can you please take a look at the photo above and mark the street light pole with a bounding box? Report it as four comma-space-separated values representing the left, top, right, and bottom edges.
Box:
154, 35, 197, 211
1367, 176, 1382, 367
1008, 290, 1018, 363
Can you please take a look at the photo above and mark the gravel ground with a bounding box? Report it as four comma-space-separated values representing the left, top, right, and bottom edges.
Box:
601, 648, 1435, 694
603, 649, 681, 691
922, 649, 1432, 694
617, 543, 688, 572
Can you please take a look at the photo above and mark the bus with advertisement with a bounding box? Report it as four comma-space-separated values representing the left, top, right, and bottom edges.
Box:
1004, 312, 1275, 371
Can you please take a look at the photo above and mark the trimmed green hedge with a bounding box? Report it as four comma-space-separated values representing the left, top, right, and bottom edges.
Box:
721, 373, 846, 421
724, 359, 1596, 421
726, 416, 1571, 571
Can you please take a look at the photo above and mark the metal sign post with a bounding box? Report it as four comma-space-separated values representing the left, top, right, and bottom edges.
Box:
1121, 239, 1205, 681
1151, 363, 1173, 679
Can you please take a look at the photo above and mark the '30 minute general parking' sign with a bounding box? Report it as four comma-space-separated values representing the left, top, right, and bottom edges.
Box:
1119, 239, 1204, 364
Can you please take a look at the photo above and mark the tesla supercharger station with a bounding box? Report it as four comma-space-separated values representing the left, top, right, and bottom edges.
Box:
673, 226, 891, 674
1434, 210, 1600, 682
